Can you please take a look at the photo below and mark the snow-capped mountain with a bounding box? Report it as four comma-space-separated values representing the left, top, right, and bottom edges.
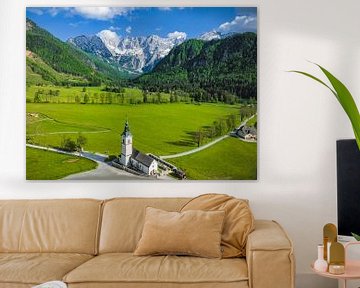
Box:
68, 28, 241, 73
198, 31, 238, 41
68, 35, 113, 59
97, 30, 121, 56
68, 30, 187, 73
199, 31, 222, 41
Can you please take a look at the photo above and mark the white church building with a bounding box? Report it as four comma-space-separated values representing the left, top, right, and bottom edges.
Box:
119, 120, 158, 176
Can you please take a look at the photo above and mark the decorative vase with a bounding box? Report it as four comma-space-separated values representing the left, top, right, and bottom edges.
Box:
314, 244, 328, 272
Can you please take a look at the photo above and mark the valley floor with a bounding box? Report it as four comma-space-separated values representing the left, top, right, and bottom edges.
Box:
26, 101, 257, 180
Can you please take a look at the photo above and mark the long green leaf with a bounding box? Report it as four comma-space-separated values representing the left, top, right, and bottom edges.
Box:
289, 70, 337, 97
316, 64, 360, 150
290, 65, 360, 150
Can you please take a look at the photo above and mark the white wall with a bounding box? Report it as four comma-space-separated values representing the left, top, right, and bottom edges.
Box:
1, 0, 359, 287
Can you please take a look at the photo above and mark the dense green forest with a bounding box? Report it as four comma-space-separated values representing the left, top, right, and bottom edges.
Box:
135, 33, 257, 102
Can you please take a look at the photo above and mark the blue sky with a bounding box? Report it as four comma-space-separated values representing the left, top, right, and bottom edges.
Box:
26, 7, 257, 41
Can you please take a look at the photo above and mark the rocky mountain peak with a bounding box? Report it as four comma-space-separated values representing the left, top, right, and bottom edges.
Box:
199, 30, 222, 41
26, 18, 35, 31
96, 30, 121, 56
69, 30, 187, 73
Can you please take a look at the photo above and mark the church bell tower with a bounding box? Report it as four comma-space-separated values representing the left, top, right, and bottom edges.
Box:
120, 120, 132, 166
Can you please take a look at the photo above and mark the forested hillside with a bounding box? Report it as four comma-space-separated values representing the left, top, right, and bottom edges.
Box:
26, 18, 130, 86
135, 33, 257, 102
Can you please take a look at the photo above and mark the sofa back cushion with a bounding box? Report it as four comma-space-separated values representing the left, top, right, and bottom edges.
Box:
99, 198, 189, 253
0, 199, 102, 254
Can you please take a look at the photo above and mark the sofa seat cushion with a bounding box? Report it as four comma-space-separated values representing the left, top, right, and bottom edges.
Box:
64, 253, 248, 285
0, 253, 93, 285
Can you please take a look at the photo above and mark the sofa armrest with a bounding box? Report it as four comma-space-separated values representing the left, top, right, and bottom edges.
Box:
246, 220, 295, 288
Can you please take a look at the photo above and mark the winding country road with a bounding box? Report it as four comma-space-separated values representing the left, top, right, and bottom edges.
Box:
160, 135, 229, 159
26, 143, 108, 161
237, 113, 256, 130
160, 114, 257, 159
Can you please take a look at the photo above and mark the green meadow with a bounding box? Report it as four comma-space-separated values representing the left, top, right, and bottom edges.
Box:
170, 137, 257, 180
26, 102, 243, 156
26, 147, 97, 180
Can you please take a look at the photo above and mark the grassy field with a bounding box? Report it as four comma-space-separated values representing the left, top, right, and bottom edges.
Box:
26, 102, 242, 156
26, 112, 106, 135
26, 85, 186, 104
26, 147, 97, 180
169, 137, 257, 180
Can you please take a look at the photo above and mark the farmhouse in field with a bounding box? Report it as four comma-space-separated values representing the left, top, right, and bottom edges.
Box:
231, 125, 257, 141
119, 120, 158, 175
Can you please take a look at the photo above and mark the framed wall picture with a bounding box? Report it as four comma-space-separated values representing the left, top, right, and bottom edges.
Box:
26, 7, 257, 180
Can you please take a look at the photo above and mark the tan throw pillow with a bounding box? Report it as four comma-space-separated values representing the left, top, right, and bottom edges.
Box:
181, 194, 254, 258
134, 207, 225, 258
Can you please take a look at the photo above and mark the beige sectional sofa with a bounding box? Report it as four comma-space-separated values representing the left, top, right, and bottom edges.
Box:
0, 198, 295, 288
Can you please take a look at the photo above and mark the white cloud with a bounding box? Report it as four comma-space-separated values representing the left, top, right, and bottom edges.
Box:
28, 7, 70, 17
69, 20, 88, 28
48, 7, 62, 17
158, 7, 186, 11
71, 7, 132, 20
167, 31, 187, 40
125, 26, 132, 34
27, 8, 44, 16
217, 15, 257, 33
69, 22, 78, 28
158, 7, 172, 11
28, 7, 134, 21
109, 26, 121, 31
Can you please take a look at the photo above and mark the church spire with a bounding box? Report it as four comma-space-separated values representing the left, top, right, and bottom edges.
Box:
120, 119, 133, 166
122, 120, 132, 137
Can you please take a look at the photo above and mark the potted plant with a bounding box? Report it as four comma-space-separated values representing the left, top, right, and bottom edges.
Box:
291, 63, 360, 241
